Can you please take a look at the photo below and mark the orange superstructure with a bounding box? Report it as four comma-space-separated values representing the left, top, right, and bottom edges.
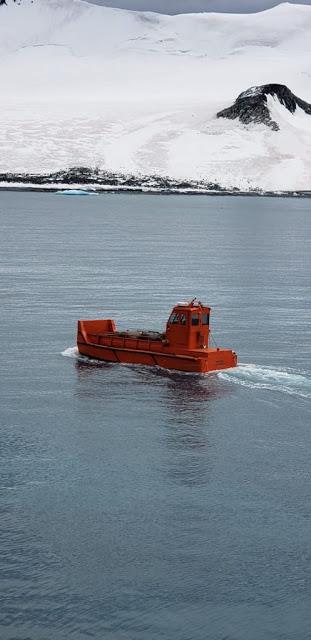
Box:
77, 299, 237, 373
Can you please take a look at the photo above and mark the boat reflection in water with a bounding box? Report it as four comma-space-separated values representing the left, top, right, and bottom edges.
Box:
134, 365, 233, 488
74, 356, 233, 488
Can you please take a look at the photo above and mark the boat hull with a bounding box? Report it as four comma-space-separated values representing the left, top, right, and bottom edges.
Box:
77, 340, 237, 373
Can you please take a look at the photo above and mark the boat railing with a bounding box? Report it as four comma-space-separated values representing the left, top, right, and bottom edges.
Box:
93, 331, 165, 352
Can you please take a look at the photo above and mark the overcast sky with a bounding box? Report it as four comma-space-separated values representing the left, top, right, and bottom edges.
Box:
87, 0, 311, 13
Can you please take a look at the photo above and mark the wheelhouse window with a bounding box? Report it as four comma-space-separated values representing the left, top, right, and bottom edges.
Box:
168, 312, 180, 324
202, 313, 210, 325
168, 312, 187, 325
191, 313, 199, 326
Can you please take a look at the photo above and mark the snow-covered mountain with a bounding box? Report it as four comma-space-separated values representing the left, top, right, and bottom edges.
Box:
1, 0, 311, 191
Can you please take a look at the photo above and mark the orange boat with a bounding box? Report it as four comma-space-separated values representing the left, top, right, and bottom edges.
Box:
77, 299, 237, 373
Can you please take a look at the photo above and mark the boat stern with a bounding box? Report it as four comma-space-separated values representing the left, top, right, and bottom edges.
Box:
197, 348, 238, 373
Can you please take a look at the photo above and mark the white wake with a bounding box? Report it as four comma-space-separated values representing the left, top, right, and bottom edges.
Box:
62, 348, 311, 399
218, 364, 311, 399
62, 346, 79, 359
61, 346, 112, 366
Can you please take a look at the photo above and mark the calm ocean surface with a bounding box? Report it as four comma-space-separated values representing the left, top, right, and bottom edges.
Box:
1, 191, 311, 640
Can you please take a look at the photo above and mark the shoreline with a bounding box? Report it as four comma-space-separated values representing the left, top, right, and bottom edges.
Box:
0, 183, 310, 198
0, 169, 310, 197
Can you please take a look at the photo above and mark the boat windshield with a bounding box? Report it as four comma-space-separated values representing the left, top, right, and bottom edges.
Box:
168, 312, 187, 325
168, 312, 180, 324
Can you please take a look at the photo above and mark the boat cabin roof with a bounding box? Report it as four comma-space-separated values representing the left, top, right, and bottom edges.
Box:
167, 300, 211, 327
172, 299, 211, 313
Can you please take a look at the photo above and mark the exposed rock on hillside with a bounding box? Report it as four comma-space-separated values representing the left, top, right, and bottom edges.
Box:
1, 167, 310, 196
217, 84, 311, 131
0, 167, 230, 193
0, 0, 34, 5
0, 1, 31, 5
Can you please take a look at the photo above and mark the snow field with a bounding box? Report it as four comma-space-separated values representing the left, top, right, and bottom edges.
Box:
0, 0, 311, 190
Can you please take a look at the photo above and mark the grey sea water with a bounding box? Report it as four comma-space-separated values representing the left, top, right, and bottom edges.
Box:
1, 191, 311, 640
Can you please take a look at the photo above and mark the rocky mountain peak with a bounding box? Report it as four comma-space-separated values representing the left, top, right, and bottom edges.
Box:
217, 83, 311, 131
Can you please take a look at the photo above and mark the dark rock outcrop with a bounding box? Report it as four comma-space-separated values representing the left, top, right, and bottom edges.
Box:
0, 167, 230, 194
217, 84, 311, 131
1, 166, 311, 196
0, 1, 33, 5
